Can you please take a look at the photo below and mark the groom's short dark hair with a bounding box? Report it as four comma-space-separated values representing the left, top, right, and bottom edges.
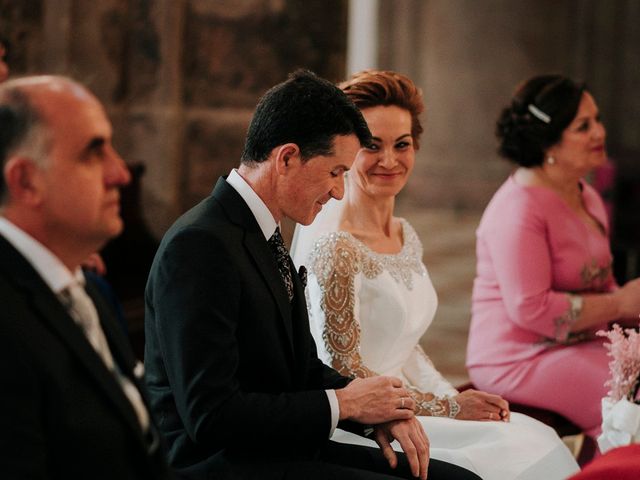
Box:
240, 69, 371, 164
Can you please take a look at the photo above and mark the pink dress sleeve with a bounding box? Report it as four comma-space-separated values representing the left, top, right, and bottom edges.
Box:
479, 187, 578, 341
475, 178, 614, 343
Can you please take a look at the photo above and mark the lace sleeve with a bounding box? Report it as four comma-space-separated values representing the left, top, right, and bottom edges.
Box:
308, 233, 377, 379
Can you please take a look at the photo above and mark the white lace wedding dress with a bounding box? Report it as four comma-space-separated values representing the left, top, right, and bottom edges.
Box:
296, 218, 579, 480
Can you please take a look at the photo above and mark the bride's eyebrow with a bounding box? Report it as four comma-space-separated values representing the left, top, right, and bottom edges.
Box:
369, 133, 412, 142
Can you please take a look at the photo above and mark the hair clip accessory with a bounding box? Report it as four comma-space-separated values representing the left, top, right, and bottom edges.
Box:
528, 104, 551, 124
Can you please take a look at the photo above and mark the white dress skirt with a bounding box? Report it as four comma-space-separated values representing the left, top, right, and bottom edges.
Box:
299, 220, 580, 480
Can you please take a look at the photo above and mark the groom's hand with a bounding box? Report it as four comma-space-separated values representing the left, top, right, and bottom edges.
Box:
374, 418, 430, 480
336, 376, 415, 424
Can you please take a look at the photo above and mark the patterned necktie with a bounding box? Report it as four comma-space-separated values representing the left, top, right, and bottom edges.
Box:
65, 283, 115, 370
268, 227, 294, 302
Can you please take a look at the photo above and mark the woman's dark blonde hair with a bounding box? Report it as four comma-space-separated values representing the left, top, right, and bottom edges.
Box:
339, 70, 424, 149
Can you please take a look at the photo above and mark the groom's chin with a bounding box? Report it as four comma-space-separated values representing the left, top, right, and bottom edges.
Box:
294, 209, 320, 226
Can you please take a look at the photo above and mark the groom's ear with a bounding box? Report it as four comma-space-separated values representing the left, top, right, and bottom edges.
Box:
274, 143, 301, 174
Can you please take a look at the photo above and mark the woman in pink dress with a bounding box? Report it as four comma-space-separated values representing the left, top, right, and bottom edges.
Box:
466, 74, 640, 445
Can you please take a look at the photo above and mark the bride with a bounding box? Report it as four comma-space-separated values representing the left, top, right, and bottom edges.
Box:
291, 70, 579, 480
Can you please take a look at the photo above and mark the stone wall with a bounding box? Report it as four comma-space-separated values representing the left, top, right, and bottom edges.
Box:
3, 0, 640, 219
0, 0, 348, 236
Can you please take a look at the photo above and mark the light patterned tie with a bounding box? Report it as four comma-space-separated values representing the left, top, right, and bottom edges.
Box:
268, 227, 294, 302
65, 282, 115, 370
63, 282, 149, 430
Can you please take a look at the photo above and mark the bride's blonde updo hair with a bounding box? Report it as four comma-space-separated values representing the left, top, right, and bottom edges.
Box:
339, 70, 425, 149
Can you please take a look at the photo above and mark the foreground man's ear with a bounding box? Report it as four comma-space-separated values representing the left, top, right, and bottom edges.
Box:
4, 155, 45, 207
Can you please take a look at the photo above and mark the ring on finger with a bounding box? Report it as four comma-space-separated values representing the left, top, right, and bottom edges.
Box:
401, 397, 405, 408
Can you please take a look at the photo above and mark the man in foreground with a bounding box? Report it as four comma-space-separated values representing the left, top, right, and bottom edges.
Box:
0, 75, 172, 479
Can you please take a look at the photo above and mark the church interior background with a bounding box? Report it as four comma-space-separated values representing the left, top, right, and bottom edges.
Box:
2, 0, 640, 385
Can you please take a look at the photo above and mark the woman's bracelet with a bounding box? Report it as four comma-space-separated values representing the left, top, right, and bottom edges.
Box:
446, 396, 461, 418
409, 388, 460, 418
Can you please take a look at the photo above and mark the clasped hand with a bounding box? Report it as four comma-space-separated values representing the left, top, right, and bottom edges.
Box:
336, 376, 415, 424
336, 377, 429, 479
454, 389, 510, 422
374, 418, 430, 480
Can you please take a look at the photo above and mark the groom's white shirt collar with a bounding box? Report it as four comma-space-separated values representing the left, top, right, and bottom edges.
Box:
227, 169, 278, 240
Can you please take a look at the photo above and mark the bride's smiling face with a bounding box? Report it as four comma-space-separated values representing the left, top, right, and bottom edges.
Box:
349, 105, 415, 199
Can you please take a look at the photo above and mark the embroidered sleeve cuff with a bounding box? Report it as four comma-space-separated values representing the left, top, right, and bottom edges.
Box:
553, 294, 583, 342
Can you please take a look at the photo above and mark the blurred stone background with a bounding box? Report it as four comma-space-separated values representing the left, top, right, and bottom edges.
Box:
1, 0, 349, 235
2, 0, 640, 377
3, 0, 639, 234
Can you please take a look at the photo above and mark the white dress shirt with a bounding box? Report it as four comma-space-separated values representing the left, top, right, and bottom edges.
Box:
226, 169, 340, 436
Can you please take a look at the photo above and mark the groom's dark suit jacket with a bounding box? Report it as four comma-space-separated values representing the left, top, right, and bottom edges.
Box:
0, 235, 172, 479
144, 177, 358, 476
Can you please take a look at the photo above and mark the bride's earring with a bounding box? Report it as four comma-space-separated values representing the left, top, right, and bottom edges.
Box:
546, 156, 556, 165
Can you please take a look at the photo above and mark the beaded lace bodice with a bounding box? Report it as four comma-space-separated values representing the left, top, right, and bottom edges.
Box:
308, 219, 427, 292
305, 219, 457, 402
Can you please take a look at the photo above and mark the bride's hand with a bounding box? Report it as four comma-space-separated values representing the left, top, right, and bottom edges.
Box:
454, 389, 510, 422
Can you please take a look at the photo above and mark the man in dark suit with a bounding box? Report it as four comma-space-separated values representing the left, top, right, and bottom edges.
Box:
145, 70, 479, 480
0, 76, 172, 479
